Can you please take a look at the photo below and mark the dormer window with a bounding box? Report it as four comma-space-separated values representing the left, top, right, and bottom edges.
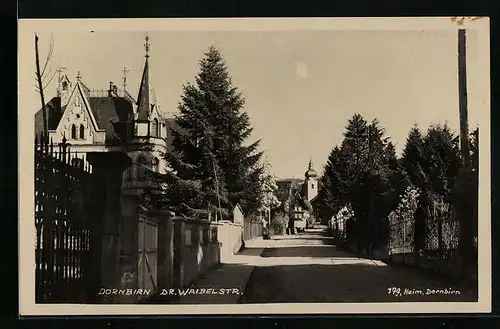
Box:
62, 81, 68, 90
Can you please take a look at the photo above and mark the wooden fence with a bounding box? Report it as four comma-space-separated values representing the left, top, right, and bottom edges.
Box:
243, 217, 263, 241
35, 134, 99, 303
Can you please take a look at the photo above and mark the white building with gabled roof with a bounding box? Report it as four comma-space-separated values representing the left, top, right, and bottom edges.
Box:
34, 35, 177, 198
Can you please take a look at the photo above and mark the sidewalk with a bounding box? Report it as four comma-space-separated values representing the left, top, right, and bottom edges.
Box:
168, 237, 269, 304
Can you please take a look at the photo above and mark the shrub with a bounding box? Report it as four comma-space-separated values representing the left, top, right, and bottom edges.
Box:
270, 212, 288, 235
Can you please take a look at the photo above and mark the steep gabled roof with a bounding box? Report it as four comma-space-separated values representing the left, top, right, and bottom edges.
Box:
34, 97, 65, 135
88, 97, 133, 144
34, 92, 134, 144
80, 81, 91, 99
122, 89, 136, 104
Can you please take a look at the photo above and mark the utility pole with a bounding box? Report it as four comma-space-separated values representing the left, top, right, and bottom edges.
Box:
458, 28, 472, 281
458, 29, 470, 169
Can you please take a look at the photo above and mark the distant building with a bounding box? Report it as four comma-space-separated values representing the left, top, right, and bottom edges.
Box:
275, 159, 319, 230
34, 35, 176, 199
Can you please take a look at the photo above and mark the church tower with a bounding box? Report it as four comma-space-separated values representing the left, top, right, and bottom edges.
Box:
123, 34, 169, 195
304, 158, 318, 202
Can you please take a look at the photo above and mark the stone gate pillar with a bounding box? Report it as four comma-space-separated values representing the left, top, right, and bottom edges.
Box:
173, 217, 186, 288
87, 151, 132, 303
117, 194, 141, 303
155, 209, 175, 290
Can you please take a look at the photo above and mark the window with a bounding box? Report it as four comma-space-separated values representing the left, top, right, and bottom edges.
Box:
79, 124, 85, 139
311, 183, 315, 189
151, 118, 159, 137
137, 156, 149, 181
151, 157, 159, 173
71, 124, 77, 139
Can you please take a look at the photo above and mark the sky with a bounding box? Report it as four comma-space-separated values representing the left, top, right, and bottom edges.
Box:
19, 27, 485, 179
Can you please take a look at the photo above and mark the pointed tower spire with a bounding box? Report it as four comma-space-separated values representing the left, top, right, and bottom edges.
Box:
137, 34, 152, 120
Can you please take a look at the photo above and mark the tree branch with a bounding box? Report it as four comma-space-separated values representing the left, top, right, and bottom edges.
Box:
41, 67, 58, 91
35, 33, 48, 135
40, 35, 54, 77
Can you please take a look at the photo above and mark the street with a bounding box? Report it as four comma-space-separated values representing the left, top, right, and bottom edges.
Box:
240, 228, 478, 303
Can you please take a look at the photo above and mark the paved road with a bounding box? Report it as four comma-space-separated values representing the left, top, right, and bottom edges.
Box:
241, 228, 478, 303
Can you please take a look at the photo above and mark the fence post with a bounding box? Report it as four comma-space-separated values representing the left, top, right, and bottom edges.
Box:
157, 209, 175, 290
173, 217, 186, 288
86, 151, 132, 303
116, 194, 140, 303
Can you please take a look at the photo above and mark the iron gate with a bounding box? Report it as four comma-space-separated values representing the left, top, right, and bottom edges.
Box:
35, 135, 99, 303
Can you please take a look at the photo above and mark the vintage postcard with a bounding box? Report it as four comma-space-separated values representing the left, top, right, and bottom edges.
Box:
18, 17, 491, 315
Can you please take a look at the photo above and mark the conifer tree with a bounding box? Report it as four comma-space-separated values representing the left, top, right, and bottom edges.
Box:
422, 123, 461, 197
401, 124, 428, 190
317, 146, 345, 221
163, 46, 263, 218
164, 82, 229, 218
196, 46, 263, 215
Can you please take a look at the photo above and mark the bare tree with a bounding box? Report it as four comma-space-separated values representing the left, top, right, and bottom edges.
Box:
35, 33, 59, 136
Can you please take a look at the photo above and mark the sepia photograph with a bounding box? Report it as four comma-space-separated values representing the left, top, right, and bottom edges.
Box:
18, 17, 491, 315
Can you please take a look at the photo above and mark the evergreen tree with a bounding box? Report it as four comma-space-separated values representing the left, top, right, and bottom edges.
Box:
342, 113, 369, 174
163, 83, 229, 218
196, 46, 263, 215
316, 146, 346, 222
401, 124, 428, 191
384, 141, 410, 211
339, 114, 369, 225
164, 46, 263, 218
359, 119, 393, 249
422, 123, 461, 197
